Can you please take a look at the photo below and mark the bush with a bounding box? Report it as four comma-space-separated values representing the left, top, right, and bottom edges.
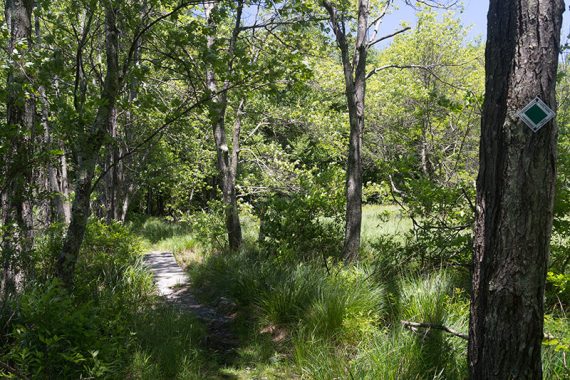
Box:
4, 281, 119, 378
184, 200, 228, 250
389, 179, 474, 269
546, 271, 570, 312
1, 219, 155, 379
258, 167, 344, 261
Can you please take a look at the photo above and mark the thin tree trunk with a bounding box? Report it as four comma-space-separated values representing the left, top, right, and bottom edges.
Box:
103, 107, 118, 223
227, 99, 244, 249
1, 0, 35, 298
59, 143, 71, 223
39, 81, 70, 224
323, 0, 369, 263
115, 5, 143, 223
469, 1, 564, 378
56, 3, 120, 288
204, 1, 243, 251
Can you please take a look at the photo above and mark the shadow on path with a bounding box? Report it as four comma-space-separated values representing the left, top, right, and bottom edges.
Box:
143, 252, 238, 365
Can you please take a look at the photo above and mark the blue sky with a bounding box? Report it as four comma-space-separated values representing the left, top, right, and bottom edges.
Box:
380, 0, 569, 45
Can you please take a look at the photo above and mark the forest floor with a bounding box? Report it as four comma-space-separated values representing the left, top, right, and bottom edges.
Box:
143, 251, 239, 366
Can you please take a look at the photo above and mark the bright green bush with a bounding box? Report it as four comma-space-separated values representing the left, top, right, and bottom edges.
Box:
546, 271, 570, 311
184, 200, 228, 250
4, 281, 123, 378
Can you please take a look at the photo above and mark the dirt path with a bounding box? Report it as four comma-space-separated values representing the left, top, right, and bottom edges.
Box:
143, 251, 238, 358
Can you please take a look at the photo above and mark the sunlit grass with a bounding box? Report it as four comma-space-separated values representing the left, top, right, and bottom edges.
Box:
130, 212, 569, 379
361, 204, 413, 244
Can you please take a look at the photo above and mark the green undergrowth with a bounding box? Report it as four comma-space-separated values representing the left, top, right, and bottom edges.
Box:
1, 215, 566, 378
127, 305, 212, 379
186, 248, 471, 379
136, 215, 569, 379
0, 219, 218, 379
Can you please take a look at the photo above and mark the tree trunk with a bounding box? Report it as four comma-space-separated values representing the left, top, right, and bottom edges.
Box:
343, 89, 364, 264
469, 1, 564, 378
1, 0, 35, 298
56, 4, 120, 288
101, 2, 142, 223
115, 14, 143, 223
39, 84, 71, 225
227, 99, 244, 250
59, 143, 72, 223
204, 1, 243, 251
323, 0, 369, 263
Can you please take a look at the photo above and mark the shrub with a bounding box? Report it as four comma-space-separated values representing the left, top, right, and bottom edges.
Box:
1, 219, 155, 379
546, 271, 570, 312
258, 167, 344, 261
3, 281, 120, 378
184, 200, 228, 250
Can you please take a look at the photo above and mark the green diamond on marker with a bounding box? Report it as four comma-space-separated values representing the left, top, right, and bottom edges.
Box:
518, 97, 555, 132
524, 104, 548, 124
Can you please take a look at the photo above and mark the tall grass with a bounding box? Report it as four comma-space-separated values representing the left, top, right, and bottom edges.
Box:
136, 217, 192, 244
128, 305, 208, 379
361, 204, 413, 245
185, 243, 476, 379
132, 215, 569, 379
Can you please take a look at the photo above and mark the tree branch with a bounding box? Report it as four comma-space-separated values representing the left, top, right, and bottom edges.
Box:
368, 26, 410, 48
121, 1, 203, 79
401, 320, 468, 340
239, 16, 328, 31
405, 0, 458, 10
366, 63, 432, 80
91, 76, 275, 191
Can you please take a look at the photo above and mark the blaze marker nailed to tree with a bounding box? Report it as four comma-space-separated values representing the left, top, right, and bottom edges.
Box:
469, 0, 564, 378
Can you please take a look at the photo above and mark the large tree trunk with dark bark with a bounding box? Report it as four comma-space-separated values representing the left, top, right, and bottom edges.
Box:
56, 4, 121, 288
469, 1, 564, 378
1, 0, 35, 298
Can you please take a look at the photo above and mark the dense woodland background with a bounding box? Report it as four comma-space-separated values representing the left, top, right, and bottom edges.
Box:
0, 0, 568, 378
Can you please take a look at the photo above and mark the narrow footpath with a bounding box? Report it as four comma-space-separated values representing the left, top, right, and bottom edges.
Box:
143, 251, 237, 358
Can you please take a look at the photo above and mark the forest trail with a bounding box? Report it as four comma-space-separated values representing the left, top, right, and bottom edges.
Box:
143, 252, 238, 360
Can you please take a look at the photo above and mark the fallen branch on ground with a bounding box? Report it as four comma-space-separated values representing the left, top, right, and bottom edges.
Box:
401, 320, 468, 340
401, 320, 561, 342
0, 361, 29, 380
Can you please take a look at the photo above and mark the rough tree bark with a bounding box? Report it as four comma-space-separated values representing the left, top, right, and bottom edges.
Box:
56, 3, 120, 288
115, 18, 144, 223
323, 0, 369, 263
204, 0, 243, 251
469, 0, 564, 378
101, 10, 142, 223
1, 0, 35, 298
